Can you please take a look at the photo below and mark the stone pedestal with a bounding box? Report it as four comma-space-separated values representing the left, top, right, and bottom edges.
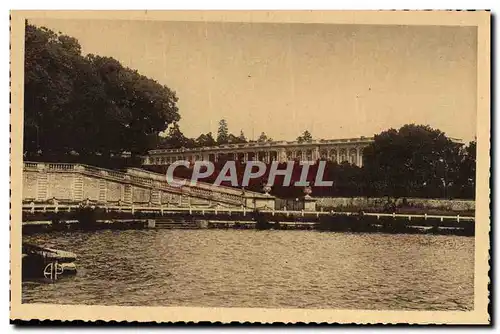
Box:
244, 194, 275, 210
304, 195, 317, 211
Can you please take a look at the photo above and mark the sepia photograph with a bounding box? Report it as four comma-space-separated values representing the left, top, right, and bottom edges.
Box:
9, 10, 490, 324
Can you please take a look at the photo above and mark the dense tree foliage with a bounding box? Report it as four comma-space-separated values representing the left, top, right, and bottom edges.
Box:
156, 119, 248, 149
297, 130, 313, 143
24, 24, 180, 165
216, 119, 229, 144
257, 132, 273, 143
195, 132, 217, 147
238, 130, 247, 143
157, 123, 197, 149
457, 141, 476, 199
363, 124, 475, 199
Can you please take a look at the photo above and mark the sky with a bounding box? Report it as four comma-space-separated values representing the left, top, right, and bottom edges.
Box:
28, 18, 478, 142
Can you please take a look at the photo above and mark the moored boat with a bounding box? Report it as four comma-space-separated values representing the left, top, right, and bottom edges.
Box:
22, 243, 78, 280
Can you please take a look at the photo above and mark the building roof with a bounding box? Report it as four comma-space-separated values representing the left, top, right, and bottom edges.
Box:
148, 136, 375, 155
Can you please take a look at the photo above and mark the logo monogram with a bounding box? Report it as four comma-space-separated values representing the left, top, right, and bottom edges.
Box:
43, 261, 64, 280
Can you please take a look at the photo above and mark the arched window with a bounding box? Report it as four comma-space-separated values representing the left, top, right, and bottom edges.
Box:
258, 151, 266, 161
270, 151, 278, 161
320, 149, 328, 159
306, 150, 313, 161
340, 149, 347, 162
330, 150, 337, 162
295, 150, 303, 160
349, 148, 357, 165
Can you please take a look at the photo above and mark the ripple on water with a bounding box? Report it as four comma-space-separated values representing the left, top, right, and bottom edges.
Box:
22, 229, 474, 310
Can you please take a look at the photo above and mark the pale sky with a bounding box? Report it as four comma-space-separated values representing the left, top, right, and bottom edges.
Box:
28, 19, 478, 142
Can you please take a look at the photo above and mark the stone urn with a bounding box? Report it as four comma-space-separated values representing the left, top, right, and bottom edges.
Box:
303, 186, 312, 198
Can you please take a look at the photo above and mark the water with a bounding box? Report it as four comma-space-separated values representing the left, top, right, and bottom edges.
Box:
22, 229, 474, 310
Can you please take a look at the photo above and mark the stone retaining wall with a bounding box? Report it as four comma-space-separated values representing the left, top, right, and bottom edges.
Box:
315, 197, 475, 212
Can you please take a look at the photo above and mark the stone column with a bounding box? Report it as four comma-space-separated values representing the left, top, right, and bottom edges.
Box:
265, 151, 270, 163
336, 149, 340, 163
314, 147, 320, 161
279, 148, 287, 162
243, 152, 248, 162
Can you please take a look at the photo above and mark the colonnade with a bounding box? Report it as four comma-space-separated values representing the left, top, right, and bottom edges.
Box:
146, 145, 365, 167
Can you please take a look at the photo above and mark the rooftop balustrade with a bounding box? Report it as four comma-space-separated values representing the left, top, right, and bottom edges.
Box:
147, 136, 375, 155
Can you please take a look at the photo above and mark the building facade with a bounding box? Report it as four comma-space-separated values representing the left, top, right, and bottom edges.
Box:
143, 137, 374, 167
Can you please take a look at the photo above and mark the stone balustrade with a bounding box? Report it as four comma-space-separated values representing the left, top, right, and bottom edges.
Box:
22, 162, 273, 209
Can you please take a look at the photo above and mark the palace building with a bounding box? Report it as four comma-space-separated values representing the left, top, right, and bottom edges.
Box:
143, 136, 374, 167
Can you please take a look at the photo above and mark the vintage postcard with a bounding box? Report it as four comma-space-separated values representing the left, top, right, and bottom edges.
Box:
10, 10, 490, 324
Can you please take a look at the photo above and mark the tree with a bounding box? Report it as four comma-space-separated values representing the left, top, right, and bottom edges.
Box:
217, 119, 229, 144
457, 140, 476, 199
297, 130, 313, 143
226, 134, 238, 144
363, 124, 463, 199
237, 130, 247, 143
257, 132, 273, 143
87, 55, 180, 156
24, 24, 82, 157
195, 132, 217, 147
159, 123, 194, 149
24, 23, 180, 163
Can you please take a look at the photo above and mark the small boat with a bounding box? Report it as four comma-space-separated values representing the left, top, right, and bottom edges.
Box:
22, 243, 77, 280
